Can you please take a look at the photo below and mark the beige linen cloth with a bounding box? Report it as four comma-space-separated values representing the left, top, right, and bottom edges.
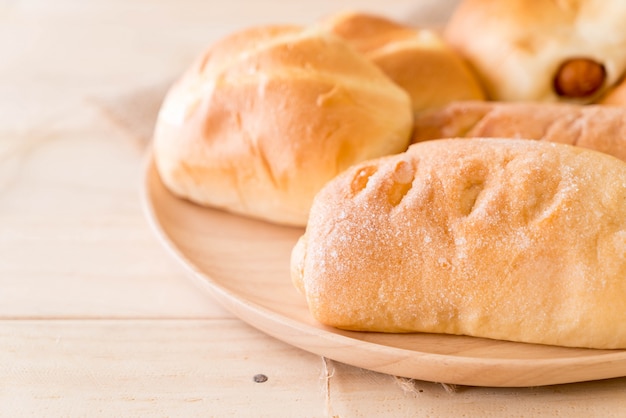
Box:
88, 80, 172, 149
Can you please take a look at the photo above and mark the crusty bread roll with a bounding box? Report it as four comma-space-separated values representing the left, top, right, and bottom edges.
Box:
445, 0, 626, 103
153, 25, 413, 226
292, 138, 626, 349
411, 100, 626, 162
318, 11, 485, 113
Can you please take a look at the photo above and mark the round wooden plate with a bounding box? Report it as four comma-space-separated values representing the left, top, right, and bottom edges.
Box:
141, 155, 626, 387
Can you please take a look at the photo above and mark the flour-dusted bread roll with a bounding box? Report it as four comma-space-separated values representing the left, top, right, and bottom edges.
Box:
411, 101, 626, 162
153, 25, 413, 226
318, 11, 485, 114
292, 138, 626, 349
444, 0, 626, 103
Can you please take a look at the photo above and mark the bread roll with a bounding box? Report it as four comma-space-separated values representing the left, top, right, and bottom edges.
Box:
292, 138, 626, 349
153, 25, 413, 226
445, 0, 626, 103
411, 100, 626, 162
318, 11, 485, 113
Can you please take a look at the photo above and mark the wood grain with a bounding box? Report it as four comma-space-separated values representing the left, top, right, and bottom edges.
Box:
0, 109, 226, 319
3, 320, 626, 417
0, 319, 327, 417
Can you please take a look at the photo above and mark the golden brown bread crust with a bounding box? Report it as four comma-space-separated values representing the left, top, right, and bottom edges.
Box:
153, 25, 413, 226
412, 101, 626, 162
292, 138, 626, 349
318, 11, 485, 113
444, 0, 626, 103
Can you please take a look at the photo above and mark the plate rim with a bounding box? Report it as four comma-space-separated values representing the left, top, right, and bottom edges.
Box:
141, 152, 626, 387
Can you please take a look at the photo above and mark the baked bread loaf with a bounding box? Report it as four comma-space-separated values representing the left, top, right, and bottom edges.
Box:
412, 100, 626, 162
292, 138, 626, 349
444, 0, 626, 103
318, 11, 485, 113
153, 25, 413, 226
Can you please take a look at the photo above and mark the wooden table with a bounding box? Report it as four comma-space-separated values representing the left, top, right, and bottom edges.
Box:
2, 0, 626, 416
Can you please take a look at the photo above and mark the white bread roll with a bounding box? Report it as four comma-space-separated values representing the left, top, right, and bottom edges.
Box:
318, 11, 485, 113
292, 138, 626, 349
153, 25, 413, 226
444, 0, 626, 103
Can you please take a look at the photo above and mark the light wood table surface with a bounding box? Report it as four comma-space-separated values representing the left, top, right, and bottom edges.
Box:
2, 0, 626, 416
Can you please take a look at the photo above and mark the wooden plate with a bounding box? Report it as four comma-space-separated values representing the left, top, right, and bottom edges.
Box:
141, 155, 626, 387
